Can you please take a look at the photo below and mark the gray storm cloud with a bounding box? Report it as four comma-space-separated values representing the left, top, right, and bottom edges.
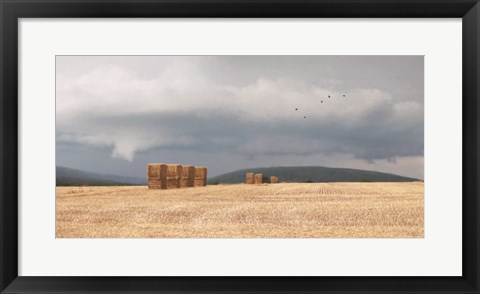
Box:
56, 56, 424, 179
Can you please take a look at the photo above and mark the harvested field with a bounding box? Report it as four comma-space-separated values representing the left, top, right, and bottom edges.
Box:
56, 182, 424, 238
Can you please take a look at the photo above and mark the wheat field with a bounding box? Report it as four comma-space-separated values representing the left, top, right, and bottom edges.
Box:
56, 182, 424, 238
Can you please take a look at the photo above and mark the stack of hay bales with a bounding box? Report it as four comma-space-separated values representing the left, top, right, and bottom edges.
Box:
180, 165, 195, 188
147, 164, 167, 189
246, 172, 254, 184
254, 173, 263, 184
147, 164, 207, 189
245, 171, 280, 185
194, 166, 207, 187
166, 164, 182, 189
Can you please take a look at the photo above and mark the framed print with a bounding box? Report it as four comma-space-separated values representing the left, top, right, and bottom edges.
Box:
1, 0, 479, 293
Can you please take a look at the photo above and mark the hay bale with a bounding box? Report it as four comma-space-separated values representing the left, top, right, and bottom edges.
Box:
147, 164, 162, 179
147, 164, 167, 189
194, 166, 207, 187
270, 176, 279, 184
148, 179, 162, 189
246, 172, 254, 184
166, 164, 182, 189
195, 166, 207, 178
180, 165, 195, 188
255, 173, 263, 184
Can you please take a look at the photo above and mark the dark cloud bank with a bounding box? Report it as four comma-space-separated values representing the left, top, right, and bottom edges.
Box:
56, 56, 424, 179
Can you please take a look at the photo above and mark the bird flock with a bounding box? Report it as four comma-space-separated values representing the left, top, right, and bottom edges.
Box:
294, 93, 347, 119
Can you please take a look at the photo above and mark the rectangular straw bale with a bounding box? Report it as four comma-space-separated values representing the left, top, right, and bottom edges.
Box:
246, 172, 254, 184
270, 176, 278, 184
148, 179, 162, 189
255, 173, 263, 184
180, 165, 195, 188
166, 164, 182, 189
194, 166, 207, 187
147, 164, 162, 179
147, 164, 167, 189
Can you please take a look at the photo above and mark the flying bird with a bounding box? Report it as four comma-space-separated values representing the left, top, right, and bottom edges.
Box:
304, 116, 306, 119
328, 95, 331, 98
342, 94, 346, 97
321, 100, 323, 103
295, 108, 298, 111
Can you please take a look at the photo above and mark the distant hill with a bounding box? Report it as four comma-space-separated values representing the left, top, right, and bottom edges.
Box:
56, 166, 146, 186
208, 166, 419, 184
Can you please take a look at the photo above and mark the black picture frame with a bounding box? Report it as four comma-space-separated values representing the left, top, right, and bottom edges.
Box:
1, 0, 479, 293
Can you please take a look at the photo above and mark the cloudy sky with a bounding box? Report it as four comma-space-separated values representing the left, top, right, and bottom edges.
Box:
56, 56, 424, 179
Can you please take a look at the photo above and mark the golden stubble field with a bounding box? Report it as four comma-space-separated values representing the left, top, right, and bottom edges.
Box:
56, 182, 424, 238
